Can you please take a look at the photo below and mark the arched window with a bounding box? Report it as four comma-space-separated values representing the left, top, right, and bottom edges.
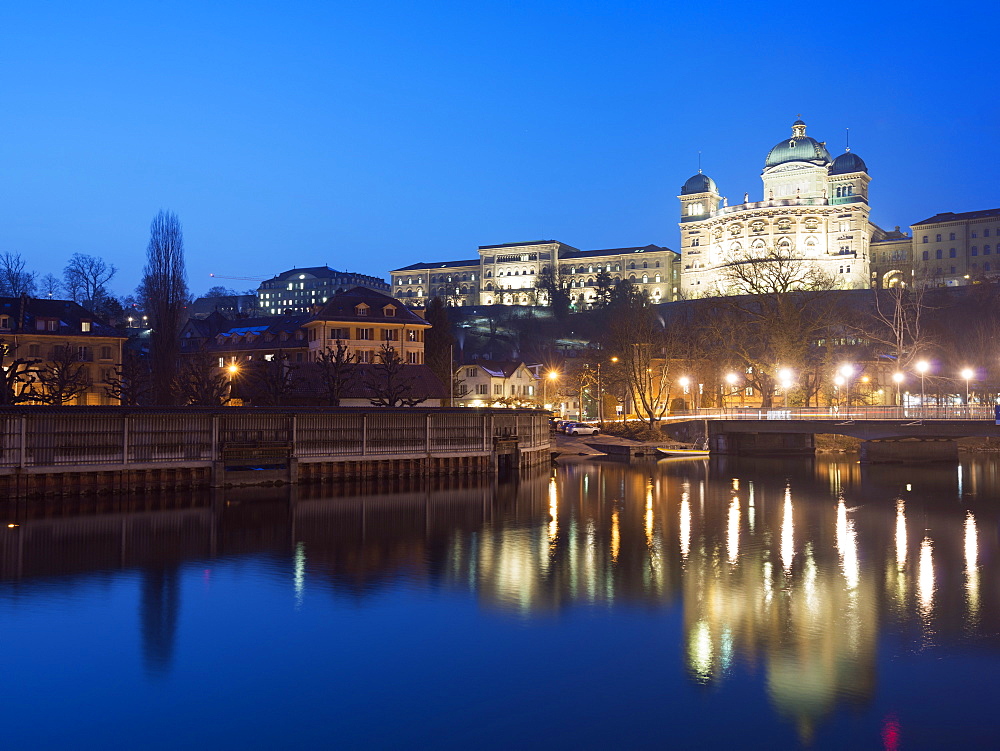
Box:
486, 270, 492, 278
629, 262, 636, 269
614, 264, 620, 271
654, 274, 661, 282
629, 274, 637, 282
642, 274, 648, 283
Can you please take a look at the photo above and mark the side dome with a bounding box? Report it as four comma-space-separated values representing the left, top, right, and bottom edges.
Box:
764, 120, 832, 168
830, 151, 868, 175
681, 172, 717, 195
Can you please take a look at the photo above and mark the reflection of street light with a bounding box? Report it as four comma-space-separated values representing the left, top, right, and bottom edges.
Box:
892, 371, 904, 408
915, 360, 929, 416
961, 367, 974, 416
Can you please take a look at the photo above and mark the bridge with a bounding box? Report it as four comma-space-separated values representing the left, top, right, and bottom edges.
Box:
663, 406, 1000, 462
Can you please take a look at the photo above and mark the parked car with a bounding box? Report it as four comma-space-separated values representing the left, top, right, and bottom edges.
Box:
565, 422, 601, 436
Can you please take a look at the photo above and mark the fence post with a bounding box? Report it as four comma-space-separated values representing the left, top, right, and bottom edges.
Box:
425, 412, 431, 454
122, 414, 130, 467
362, 413, 368, 456
18, 414, 26, 468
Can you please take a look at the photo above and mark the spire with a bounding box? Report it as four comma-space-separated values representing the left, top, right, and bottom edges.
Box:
845, 127, 851, 152
697, 151, 702, 174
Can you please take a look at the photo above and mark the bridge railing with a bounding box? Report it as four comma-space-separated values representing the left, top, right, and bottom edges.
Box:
674, 406, 998, 421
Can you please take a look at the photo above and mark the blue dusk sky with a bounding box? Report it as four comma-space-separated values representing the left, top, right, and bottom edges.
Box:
1, 1, 998, 297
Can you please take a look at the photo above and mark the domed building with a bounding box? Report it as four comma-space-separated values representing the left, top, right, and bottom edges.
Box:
678, 119, 874, 295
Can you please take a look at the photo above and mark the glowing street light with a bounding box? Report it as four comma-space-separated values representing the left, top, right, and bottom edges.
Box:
839, 364, 855, 407
544, 370, 560, 414
678, 376, 691, 413
724, 372, 739, 413
777, 368, 793, 410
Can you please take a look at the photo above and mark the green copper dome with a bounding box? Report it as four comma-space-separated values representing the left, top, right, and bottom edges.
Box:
681, 172, 717, 195
765, 120, 832, 168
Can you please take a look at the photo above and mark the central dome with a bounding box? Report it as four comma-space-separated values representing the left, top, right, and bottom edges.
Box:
765, 120, 832, 168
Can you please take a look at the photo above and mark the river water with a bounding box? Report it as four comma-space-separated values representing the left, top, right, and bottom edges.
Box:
2, 455, 999, 749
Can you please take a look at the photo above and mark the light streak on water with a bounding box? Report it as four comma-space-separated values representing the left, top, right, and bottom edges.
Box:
680, 494, 691, 561
965, 512, 980, 623
727, 497, 740, 564
781, 486, 794, 574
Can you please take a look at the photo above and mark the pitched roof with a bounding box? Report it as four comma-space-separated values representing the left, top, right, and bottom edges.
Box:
464, 359, 530, 379
478, 240, 568, 250
391, 259, 479, 272
264, 266, 386, 283
912, 208, 1000, 226
311, 287, 428, 325
0, 296, 123, 338
561, 244, 676, 260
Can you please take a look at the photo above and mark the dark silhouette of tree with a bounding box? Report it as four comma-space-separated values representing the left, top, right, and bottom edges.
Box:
423, 296, 455, 403
63, 253, 117, 307
104, 348, 153, 406
0, 339, 41, 405
0, 252, 36, 297
36, 343, 91, 405
245, 352, 299, 406
176, 348, 231, 406
315, 341, 357, 406
367, 343, 427, 407
39, 273, 62, 299
141, 211, 189, 404
593, 269, 615, 308
536, 266, 570, 320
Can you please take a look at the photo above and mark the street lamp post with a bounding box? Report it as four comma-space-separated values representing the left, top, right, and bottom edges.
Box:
724, 372, 738, 415
678, 376, 690, 414
892, 372, 904, 413
777, 368, 793, 411
839, 364, 854, 409
961, 367, 974, 417
916, 360, 929, 418
597, 362, 604, 427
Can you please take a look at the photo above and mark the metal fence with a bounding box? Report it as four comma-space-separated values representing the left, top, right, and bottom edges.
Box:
677, 406, 998, 421
0, 407, 550, 469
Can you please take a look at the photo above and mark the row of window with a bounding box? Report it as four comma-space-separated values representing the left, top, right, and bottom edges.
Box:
219, 348, 423, 366
923, 228, 997, 243
461, 384, 535, 397
921, 245, 992, 261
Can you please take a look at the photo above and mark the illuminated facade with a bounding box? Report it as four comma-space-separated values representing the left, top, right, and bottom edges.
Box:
391, 241, 680, 308
679, 120, 875, 296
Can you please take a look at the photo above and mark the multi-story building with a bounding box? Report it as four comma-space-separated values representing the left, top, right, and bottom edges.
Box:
454, 360, 540, 408
0, 296, 127, 405
257, 266, 390, 315
908, 208, 1000, 286
678, 119, 876, 295
183, 287, 429, 367
392, 241, 680, 308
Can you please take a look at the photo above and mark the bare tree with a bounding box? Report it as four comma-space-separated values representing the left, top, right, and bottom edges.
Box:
423, 297, 455, 403
862, 281, 933, 371
606, 297, 679, 426
39, 273, 62, 299
315, 341, 357, 406
704, 246, 840, 409
245, 352, 299, 406
176, 348, 231, 406
0, 252, 37, 297
0, 339, 41, 405
63, 253, 117, 305
141, 211, 189, 404
367, 343, 427, 407
35, 343, 91, 405
104, 348, 153, 406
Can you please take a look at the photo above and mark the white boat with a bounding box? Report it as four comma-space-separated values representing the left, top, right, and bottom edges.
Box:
656, 446, 710, 458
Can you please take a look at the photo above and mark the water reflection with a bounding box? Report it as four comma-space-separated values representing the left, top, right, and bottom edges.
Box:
2, 456, 1000, 743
